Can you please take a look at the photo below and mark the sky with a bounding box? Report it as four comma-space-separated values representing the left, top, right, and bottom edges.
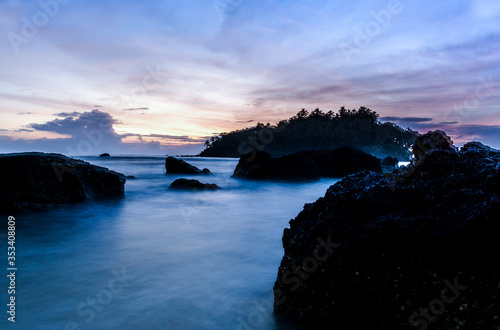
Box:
0, 0, 499, 156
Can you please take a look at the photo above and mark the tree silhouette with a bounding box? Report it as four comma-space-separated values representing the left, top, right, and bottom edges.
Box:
200, 107, 418, 160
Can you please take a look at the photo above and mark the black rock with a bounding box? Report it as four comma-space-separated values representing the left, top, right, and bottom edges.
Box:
169, 179, 220, 191
381, 156, 399, 173
165, 156, 211, 175
274, 132, 500, 329
0, 152, 126, 212
412, 130, 457, 158
233, 147, 382, 180
125, 175, 137, 180
99, 153, 111, 157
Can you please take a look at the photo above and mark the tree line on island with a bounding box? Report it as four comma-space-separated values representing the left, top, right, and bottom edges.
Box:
200, 106, 419, 160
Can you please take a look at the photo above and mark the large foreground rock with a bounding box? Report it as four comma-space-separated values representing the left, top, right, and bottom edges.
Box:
233, 147, 382, 180
165, 156, 212, 175
0, 152, 126, 212
273, 132, 500, 329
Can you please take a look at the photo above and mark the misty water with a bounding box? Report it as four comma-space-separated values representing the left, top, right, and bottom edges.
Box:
6, 157, 340, 329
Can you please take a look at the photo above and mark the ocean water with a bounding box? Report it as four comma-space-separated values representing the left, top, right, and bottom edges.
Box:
2, 157, 340, 330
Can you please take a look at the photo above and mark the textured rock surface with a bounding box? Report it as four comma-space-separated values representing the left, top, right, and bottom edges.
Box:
168, 178, 220, 191
412, 130, 457, 158
233, 147, 382, 180
0, 152, 126, 212
273, 133, 500, 329
165, 156, 212, 175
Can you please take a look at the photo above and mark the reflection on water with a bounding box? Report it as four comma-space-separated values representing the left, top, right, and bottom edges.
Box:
3, 157, 339, 329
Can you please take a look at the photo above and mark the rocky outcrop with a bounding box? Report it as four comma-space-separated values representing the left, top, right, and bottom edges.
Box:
0, 152, 126, 212
273, 131, 500, 329
99, 153, 111, 157
233, 147, 382, 180
411, 129, 457, 157
165, 156, 212, 175
168, 179, 220, 191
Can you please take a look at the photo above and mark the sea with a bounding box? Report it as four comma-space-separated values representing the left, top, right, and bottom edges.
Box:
2, 156, 341, 330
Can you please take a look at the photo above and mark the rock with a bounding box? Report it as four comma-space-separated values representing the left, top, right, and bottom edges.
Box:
274, 134, 500, 329
0, 152, 126, 213
99, 153, 111, 157
168, 179, 220, 191
165, 156, 211, 175
233, 147, 382, 180
125, 175, 136, 180
381, 156, 399, 173
201, 168, 213, 175
412, 130, 457, 158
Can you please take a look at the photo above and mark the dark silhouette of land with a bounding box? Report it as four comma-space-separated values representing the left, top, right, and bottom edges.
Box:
200, 107, 418, 160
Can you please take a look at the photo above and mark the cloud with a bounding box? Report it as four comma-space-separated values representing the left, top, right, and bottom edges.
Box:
120, 133, 206, 143
123, 107, 149, 111
53, 112, 83, 118
17, 112, 32, 115
381, 117, 433, 123
32, 110, 120, 136
3, 110, 206, 155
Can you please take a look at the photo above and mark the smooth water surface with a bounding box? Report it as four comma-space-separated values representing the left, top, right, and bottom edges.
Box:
2, 157, 340, 329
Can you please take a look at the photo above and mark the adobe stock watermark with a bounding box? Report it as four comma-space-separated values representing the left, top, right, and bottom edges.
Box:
60, 64, 166, 158
213, 0, 243, 21
65, 267, 136, 330
444, 73, 500, 124
339, 0, 403, 63
7, 0, 71, 54
178, 106, 289, 226
111, 64, 167, 112
237, 235, 340, 329
409, 277, 468, 330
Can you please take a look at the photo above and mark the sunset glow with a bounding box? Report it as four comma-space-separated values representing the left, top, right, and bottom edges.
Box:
1, 0, 499, 155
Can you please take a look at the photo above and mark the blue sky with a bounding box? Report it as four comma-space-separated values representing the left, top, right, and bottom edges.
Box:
1, 0, 499, 155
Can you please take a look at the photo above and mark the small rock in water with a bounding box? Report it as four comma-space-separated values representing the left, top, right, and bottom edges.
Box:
165, 156, 212, 175
169, 178, 220, 191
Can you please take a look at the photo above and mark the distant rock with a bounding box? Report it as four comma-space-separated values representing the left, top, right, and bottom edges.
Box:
273, 131, 500, 329
99, 153, 111, 157
233, 147, 382, 180
125, 175, 136, 180
165, 156, 212, 175
169, 179, 220, 191
0, 152, 126, 212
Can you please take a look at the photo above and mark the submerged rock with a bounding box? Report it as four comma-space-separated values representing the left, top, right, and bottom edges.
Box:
0, 152, 126, 212
233, 147, 382, 180
169, 179, 220, 191
165, 156, 212, 175
274, 131, 500, 329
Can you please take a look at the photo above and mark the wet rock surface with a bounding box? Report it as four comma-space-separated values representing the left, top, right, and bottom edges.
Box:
0, 152, 126, 212
165, 156, 212, 175
233, 147, 382, 180
273, 132, 500, 329
169, 178, 220, 191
